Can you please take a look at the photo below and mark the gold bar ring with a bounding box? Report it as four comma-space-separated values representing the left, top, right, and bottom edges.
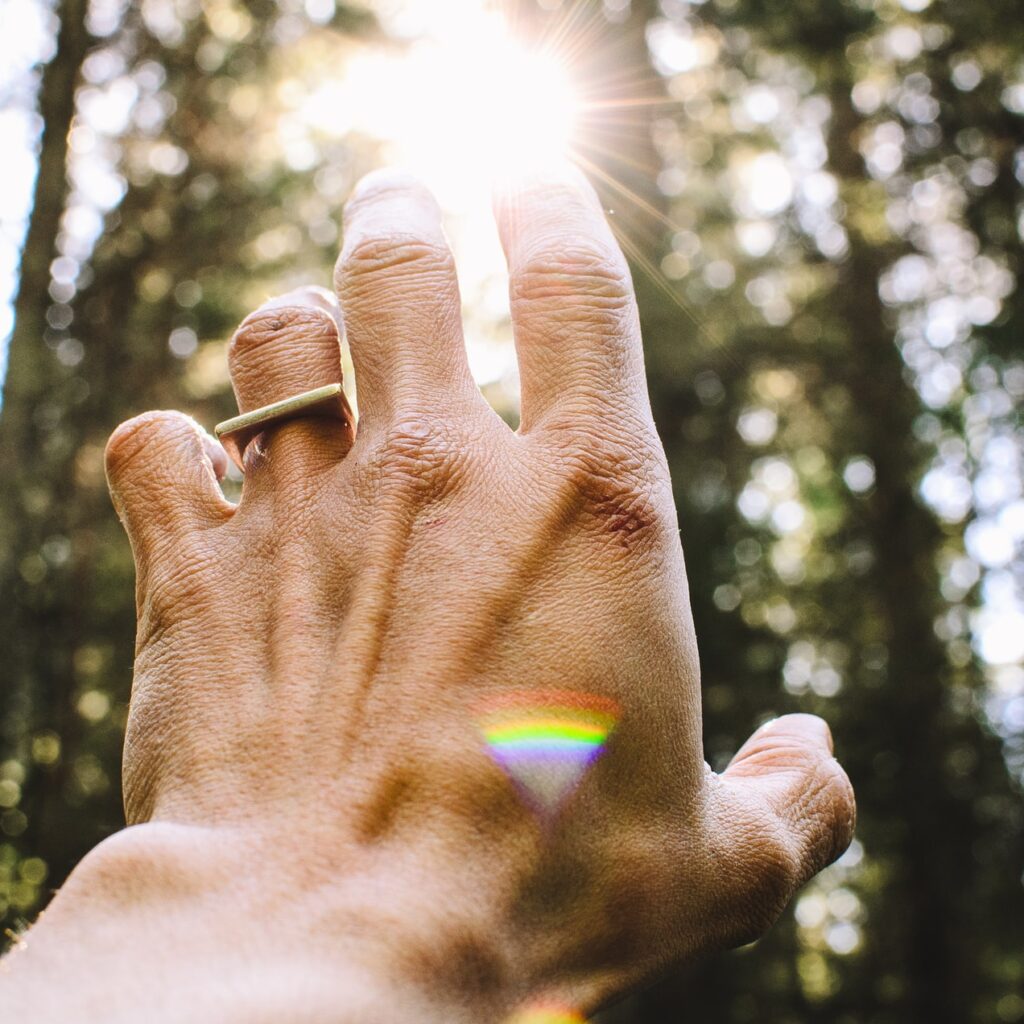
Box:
214, 383, 353, 470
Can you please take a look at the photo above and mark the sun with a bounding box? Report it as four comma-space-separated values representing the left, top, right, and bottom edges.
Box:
299, 5, 580, 205
428, 18, 580, 176
292, 1, 585, 394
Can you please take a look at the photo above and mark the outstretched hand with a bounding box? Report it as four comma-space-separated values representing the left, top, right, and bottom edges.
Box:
6, 164, 855, 1023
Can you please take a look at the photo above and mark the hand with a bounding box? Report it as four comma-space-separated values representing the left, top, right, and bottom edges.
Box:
6, 165, 854, 1023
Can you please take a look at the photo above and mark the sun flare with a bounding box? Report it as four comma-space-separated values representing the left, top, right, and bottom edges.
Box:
292, 1, 588, 393
300, 5, 579, 205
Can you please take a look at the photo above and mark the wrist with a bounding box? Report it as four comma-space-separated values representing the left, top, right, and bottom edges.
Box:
2, 822, 513, 1023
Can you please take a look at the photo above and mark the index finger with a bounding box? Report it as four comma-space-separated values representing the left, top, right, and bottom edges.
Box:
493, 161, 650, 434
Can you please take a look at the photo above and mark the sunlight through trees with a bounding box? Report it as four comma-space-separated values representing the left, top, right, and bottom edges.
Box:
1, 1, 1021, 1020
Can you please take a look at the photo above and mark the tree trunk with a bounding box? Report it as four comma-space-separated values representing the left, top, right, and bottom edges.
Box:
0, 0, 91, 912
0, 0, 90, 705
825, 82, 976, 1024
0, 0, 89, 506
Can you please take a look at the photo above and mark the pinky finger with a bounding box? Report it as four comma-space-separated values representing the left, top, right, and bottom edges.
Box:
105, 411, 234, 562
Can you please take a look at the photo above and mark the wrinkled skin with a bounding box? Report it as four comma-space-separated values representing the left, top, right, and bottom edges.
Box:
7, 165, 854, 1023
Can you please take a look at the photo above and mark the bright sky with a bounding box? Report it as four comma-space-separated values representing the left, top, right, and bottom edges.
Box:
300, 1, 578, 195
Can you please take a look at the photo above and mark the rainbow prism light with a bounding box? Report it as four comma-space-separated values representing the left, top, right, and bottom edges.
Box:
505, 1001, 588, 1024
478, 690, 621, 820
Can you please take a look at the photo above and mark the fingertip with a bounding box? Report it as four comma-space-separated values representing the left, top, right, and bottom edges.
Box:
727, 713, 837, 779
350, 165, 422, 195
491, 159, 603, 234
105, 410, 232, 546
344, 167, 441, 219
763, 713, 835, 754
105, 410, 196, 484
332, 166, 469, 419
492, 157, 595, 200
227, 296, 347, 423
338, 171, 450, 272
740, 714, 855, 872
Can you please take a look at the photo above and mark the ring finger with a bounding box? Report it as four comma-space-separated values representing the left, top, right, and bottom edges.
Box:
225, 285, 355, 485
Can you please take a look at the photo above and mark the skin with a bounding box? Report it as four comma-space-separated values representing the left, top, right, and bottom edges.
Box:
0, 164, 854, 1023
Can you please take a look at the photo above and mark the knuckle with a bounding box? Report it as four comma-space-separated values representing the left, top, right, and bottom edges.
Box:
122, 680, 196, 824
512, 240, 633, 314
373, 412, 470, 504
752, 826, 802, 919
549, 429, 668, 551
584, 472, 661, 551
736, 842, 801, 945
755, 749, 856, 878
336, 234, 455, 295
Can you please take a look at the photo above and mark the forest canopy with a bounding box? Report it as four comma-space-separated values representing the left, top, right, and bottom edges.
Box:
1, 0, 1022, 1021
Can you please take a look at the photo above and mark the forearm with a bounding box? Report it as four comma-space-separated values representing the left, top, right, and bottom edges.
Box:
0, 824, 498, 1024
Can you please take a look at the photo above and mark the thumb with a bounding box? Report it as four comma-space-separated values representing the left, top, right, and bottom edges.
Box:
105, 411, 233, 561
723, 714, 856, 886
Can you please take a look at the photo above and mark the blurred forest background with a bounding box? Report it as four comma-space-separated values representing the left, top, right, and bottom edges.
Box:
1, 0, 1023, 1020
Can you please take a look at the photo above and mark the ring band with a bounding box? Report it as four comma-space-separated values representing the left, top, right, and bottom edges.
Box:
214, 383, 353, 470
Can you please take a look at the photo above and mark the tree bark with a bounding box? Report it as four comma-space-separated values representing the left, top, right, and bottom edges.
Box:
0, 0, 89, 559
824, 81, 977, 1024
0, 0, 91, 903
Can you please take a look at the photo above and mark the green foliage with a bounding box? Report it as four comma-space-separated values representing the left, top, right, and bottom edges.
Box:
1, 0, 1021, 1021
